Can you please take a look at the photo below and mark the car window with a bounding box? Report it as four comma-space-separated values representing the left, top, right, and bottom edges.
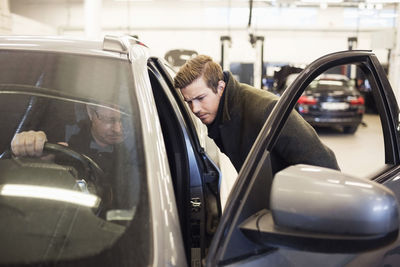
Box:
308, 77, 356, 93
295, 64, 384, 178
0, 51, 150, 265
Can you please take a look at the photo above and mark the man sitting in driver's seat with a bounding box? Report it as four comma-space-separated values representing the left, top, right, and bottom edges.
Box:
11, 105, 137, 213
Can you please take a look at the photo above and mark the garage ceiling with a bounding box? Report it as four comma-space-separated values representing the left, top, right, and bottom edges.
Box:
10, 0, 400, 8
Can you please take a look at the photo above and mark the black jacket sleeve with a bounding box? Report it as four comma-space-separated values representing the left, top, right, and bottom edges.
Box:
271, 109, 340, 173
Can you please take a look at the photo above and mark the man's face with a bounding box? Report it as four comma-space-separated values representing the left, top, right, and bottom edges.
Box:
181, 77, 224, 125
89, 107, 125, 147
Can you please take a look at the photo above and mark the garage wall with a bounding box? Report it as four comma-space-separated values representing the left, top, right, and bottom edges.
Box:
126, 29, 384, 65
0, 0, 11, 34
9, 0, 393, 65
12, 14, 57, 35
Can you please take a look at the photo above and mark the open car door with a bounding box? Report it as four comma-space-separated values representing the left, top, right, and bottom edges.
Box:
147, 57, 222, 266
206, 50, 400, 266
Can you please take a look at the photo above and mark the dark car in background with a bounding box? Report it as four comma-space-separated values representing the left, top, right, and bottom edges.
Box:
292, 73, 365, 133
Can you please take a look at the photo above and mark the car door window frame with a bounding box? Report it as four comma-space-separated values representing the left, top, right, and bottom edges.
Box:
147, 60, 222, 265
207, 50, 400, 265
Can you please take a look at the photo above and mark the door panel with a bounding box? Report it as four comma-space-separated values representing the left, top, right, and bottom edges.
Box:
147, 59, 222, 265
208, 51, 400, 266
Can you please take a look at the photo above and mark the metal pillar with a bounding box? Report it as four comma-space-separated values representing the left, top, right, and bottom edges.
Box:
220, 36, 232, 71
84, 0, 102, 40
347, 37, 358, 80
389, 4, 400, 101
254, 36, 264, 89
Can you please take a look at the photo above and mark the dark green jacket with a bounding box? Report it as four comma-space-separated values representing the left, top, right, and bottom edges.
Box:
208, 71, 340, 174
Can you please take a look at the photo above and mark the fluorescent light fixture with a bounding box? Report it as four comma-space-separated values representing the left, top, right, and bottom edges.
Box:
218, 0, 275, 1
366, 0, 400, 3
114, 0, 152, 2
320, 2, 328, 8
0, 184, 100, 208
182, 0, 219, 1
319, 80, 343, 86
5, 38, 74, 43
301, 0, 343, 3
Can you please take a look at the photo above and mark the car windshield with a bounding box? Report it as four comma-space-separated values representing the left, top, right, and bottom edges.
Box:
0, 50, 150, 266
307, 77, 355, 93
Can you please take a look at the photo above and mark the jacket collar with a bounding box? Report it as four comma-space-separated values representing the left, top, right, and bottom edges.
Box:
222, 71, 242, 122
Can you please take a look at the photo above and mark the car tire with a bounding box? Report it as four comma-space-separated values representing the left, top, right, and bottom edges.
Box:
343, 125, 358, 134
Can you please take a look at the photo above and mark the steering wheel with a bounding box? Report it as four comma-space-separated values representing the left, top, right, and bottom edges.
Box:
1, 142, 109, 216
1, 142, 104, 185
43, 143, 104, 182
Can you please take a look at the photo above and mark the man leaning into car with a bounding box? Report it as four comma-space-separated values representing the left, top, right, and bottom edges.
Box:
174, 55, 340, 174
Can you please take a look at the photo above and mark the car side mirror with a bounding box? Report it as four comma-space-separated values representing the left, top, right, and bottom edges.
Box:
240, 164, 399, 253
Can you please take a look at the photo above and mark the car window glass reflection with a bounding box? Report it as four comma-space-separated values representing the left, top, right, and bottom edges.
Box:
0, 91, 146, 263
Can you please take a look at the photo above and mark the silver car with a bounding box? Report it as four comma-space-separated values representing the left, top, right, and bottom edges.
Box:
0, 36, 398, 267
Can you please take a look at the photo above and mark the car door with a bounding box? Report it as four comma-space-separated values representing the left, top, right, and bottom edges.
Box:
147, 57, 222, 266
206, 50, 400, 266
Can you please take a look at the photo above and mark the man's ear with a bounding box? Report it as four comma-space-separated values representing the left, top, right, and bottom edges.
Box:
217, 80, 225, 95
86, 105, 94, 121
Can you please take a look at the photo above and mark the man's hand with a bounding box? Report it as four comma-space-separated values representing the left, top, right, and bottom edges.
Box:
11, 131, 47, 157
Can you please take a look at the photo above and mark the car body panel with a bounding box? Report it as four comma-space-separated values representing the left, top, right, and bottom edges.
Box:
0, 35, 188, 266
0, 36, 125, 58
129, 44, 186, 266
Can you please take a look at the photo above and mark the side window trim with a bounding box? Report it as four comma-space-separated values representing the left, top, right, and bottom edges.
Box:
148, 57, 204, 151
147, 66, 203, 187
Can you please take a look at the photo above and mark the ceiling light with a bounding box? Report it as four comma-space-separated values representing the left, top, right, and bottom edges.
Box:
114, 0, 153, 2
320, 2, 328, 8
379, 13, 398, 18
301, 0, 343, 3
366, 0, 400, 3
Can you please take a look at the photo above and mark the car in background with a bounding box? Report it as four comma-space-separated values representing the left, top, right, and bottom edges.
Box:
292, 73, 365, 134
0, 37, 399, 267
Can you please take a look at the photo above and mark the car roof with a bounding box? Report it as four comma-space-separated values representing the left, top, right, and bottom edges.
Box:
0, 36, 128, 59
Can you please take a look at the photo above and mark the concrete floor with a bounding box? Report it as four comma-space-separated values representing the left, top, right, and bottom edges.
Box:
318, 114, 384, 178
219, 113, 384, 209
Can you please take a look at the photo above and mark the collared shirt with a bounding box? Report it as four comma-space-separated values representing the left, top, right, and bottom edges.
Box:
90, 139, 113, 153
67, 122, 117, 182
